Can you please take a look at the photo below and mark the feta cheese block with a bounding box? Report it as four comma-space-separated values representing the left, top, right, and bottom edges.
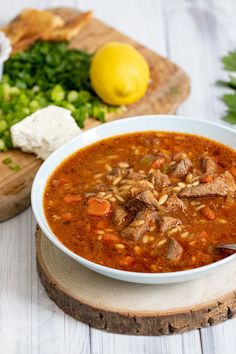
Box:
11, 105, 81, 160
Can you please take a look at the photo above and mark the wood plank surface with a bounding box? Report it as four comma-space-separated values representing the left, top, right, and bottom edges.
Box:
0, 6, 189, 222
1, 0, 236, 353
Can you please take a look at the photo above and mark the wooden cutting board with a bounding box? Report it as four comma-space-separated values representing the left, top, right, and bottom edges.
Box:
0, 7, 190, 222
36, 228, 236, 335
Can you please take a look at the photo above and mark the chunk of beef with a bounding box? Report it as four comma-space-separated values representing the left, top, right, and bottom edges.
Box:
149, 170, 170, 191
172, 157, 192, 177
126, 190, 159, 214
201, 156, 217, 175
127, 170, 147, 181
164, 194, 186, 212
160, 216, 182, 233
179, 171, 236, 198
130, 179, 154, 196
166, 238, 183, 261
110, 167, 129, 178
113, 206, 128, 226
121, 209, 158, 241
173, 152, 187, 161
192, 168, 202, 176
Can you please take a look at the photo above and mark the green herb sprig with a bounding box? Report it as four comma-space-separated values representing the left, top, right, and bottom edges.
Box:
218, 50, 236, 124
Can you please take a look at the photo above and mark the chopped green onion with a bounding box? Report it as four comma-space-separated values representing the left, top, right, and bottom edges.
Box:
9, 164, 21, 172
0, 139, 6, 151
0, 120, 8, 133
67, 90, 79, 102
51, 85, 65, 102
2, 157, 12, 165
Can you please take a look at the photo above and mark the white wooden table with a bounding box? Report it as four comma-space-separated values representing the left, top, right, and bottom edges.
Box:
1, 0, 236, 353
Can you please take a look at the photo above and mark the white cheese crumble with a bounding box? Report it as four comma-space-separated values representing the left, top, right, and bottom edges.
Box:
10, 105, 81, 160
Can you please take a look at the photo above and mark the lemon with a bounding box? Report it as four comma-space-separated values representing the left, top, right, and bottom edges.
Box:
90, 41, 150, 105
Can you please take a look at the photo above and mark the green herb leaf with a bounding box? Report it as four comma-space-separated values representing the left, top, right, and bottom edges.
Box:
217, 77, 236, 90
222, 51, 236, 71
218, 50, 236, 124
222, 94, 236, 113
223, 112, 236, 124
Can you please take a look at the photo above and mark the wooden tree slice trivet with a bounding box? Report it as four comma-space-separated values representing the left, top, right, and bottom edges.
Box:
0, 7, 190, 223
36, 227, 236, 335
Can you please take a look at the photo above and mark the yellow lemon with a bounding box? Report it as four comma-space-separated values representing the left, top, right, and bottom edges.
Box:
90, 41, 150, 105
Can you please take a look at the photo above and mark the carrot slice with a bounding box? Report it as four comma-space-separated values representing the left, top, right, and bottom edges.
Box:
200, 175, 213, 183
87, 198, 111, 216
103, 234, 120, 243
64, 195, 82, 203
96, 219, 109, 229
199, 230, 208, 238
151, 157, 165, 169
200, 206, 215, 220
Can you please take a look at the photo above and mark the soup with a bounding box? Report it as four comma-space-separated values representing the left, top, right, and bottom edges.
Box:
44, 131, 236, 273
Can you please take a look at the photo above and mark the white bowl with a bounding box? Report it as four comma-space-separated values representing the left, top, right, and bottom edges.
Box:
31, 115, 236, 284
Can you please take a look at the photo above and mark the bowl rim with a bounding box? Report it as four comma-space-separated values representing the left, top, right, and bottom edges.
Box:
31, 114, 236, 281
